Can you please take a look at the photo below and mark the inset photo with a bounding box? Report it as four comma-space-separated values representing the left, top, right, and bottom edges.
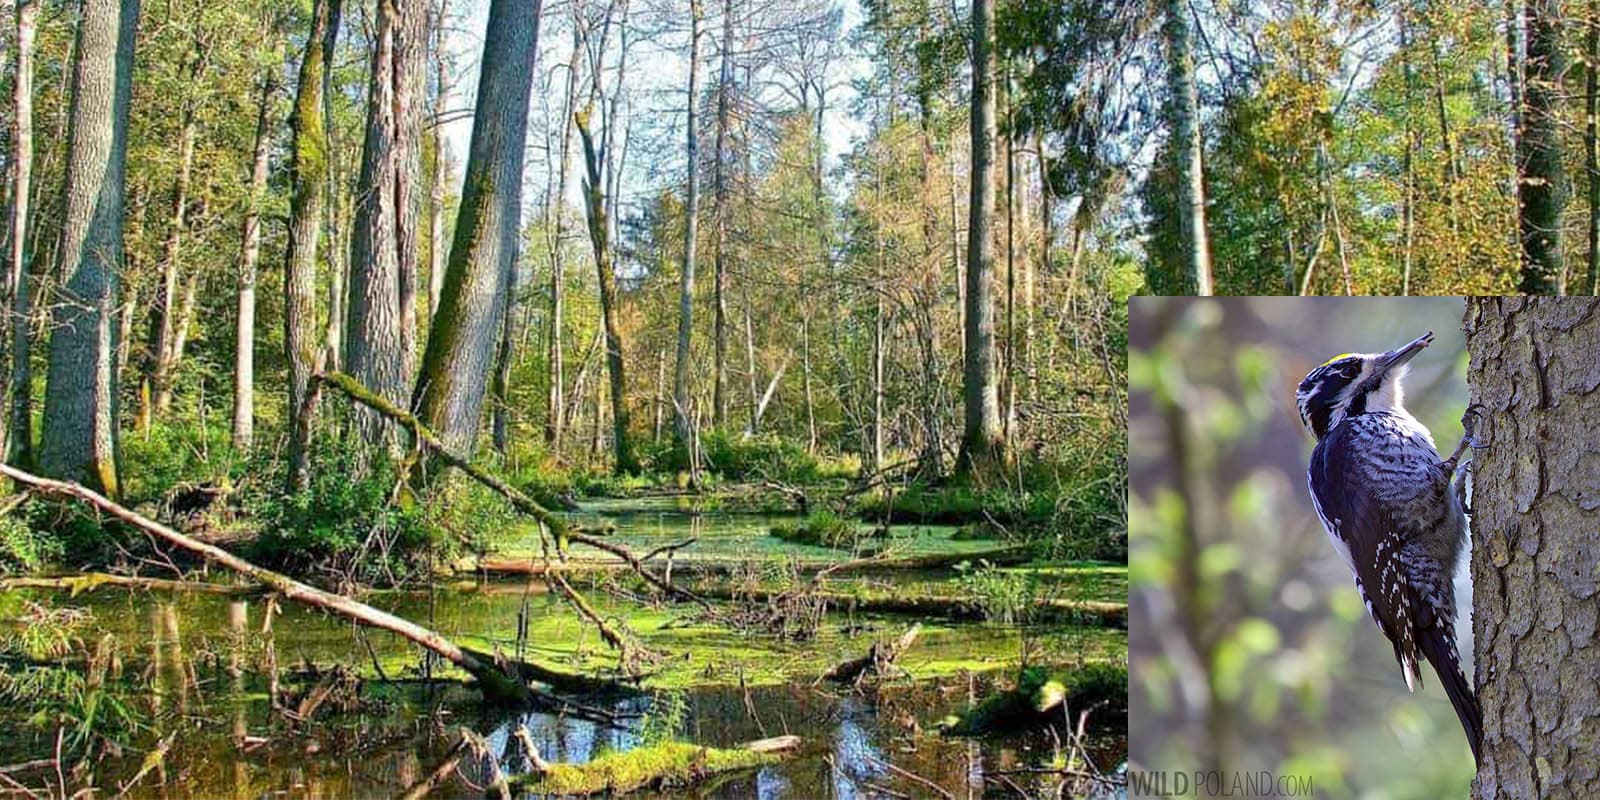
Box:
1128, 297, 1600, 799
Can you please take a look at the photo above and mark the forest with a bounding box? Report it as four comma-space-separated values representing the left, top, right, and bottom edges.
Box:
0, 0, 1131, 795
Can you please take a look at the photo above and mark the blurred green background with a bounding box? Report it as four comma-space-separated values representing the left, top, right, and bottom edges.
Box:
1128, 297, 1475, 799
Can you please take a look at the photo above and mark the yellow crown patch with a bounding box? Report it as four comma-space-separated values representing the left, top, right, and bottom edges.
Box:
1320, 353, 1357, 367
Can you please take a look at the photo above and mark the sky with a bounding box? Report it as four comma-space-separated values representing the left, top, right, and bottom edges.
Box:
437, 0, 871, 220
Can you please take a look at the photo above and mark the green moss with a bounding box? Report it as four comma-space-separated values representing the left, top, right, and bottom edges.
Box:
508, 741, 778, 796
945, 662, 1128, 736
768, 510, 861, 548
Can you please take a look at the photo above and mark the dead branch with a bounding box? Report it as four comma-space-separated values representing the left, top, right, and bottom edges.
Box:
821, 623, 921, 685
0, 463, 535, 706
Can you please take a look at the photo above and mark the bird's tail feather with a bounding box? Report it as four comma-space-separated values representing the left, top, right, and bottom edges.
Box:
1419, 624, 1481, 768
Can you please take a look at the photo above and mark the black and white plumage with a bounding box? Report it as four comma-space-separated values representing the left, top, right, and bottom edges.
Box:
1296, 331, 1482, 767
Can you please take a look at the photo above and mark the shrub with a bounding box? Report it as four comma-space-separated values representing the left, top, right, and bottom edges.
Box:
118, 418, 241, 504
701, 430, 823, 483
769, 510, 861, 549
0, 514, 59, 575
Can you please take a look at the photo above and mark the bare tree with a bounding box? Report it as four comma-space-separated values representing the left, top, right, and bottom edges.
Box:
673, 0, 703, 458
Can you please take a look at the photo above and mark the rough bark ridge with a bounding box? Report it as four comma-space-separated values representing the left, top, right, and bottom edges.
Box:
413, 0, 538, 457
346, 0, 427, 448
41, 0, 140, 497
1465, 298, 1600, 799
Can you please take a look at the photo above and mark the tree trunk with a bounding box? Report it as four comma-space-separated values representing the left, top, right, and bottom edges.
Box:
574, 108, 637, 474
40, 0, 139, 497
546, 28, 581, 450
284, 0, 343, 490
414, 0, 540, 457
490, 237, 520, 456
233, 51, 280, 453
427, 1, 450, 320
710, 0, 734, 429
347, 0, 427, 449
6, 0, 38, 467
673, 0, 702, 455
142, 50, 201, 430
1465, 297, 1600, 798
1518, 0, 1567, 294
1164, 0, 1213, 295
955, 0, 1004, 477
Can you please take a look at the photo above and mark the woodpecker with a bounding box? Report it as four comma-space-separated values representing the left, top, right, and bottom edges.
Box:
1296, 331, 1482, 767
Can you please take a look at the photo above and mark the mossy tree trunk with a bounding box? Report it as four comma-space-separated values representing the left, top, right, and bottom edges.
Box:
1163, 0, 1213, 296
413, 0, 539, 456
574, 107, 638, 474
346, 0, 427, 450
1465, 298, 1600, 798
41, 0, 139, 497
284, 0, 342, 490
956, 0, 1004, 478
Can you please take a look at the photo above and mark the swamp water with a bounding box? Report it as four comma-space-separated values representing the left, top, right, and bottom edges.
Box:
0, 503, 1126, 798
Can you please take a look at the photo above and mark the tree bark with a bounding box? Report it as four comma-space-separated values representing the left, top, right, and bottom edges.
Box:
574, 107, 637, 474
233, 47, 281, 453
347, 0, 428, 449
1518, 0, 1567, 294
1164, 0, 1213, 295
673, 0, 703, 456
545, 28, 581, 451
41, 0, 139, 497
1465, 297, 1600, 798
284, 0, 343, 490
414, 0, 540, 456
6, 0, 38, 467
955, 0, 1004, 476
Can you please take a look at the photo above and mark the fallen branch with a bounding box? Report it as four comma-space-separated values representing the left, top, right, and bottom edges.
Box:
0, 463, 534, 706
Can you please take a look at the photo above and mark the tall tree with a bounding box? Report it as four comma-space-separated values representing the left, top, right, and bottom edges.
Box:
139, 26, 208, 429
1517, 0, 1566, 294
673, 0, 703, 457
545, 27, 582, 449
575, 105, 638, 473
283, 0, 343, 489
1466, 297, 1600, 797
710, 0, 735, 428
232, 32, 283, 452
1587, 0, 1599, 296
6, 0, 38, 466
956, 0, 1003, 475
1164, 0, 1213, 295
413, 0, 539, 456
40, 0, 141, 496
346, 0, 428, 447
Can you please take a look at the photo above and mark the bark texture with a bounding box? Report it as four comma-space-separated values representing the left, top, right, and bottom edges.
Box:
956, 0, 1004, 476
1518, 0, 1567, 294
284, 0, 342, 489
1465, 297, 1600, 799
414, 0, 538, 456
346, 0, 427, 447
1164, 0, 1213, 296
41, 0, 140, 496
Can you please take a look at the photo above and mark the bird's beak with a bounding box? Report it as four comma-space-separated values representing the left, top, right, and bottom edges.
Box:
1377, 332, 1433, 374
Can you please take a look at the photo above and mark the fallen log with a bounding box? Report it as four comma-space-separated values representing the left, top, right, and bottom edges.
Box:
0, 573, 262, 596
692, 585, 1127, 628
822, 624, 921, 685
499, 735, 801, 797
474, 545, 1035, 579
0, 463, 533, 706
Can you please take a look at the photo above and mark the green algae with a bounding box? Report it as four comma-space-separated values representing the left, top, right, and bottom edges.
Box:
507, 741, 778, 796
